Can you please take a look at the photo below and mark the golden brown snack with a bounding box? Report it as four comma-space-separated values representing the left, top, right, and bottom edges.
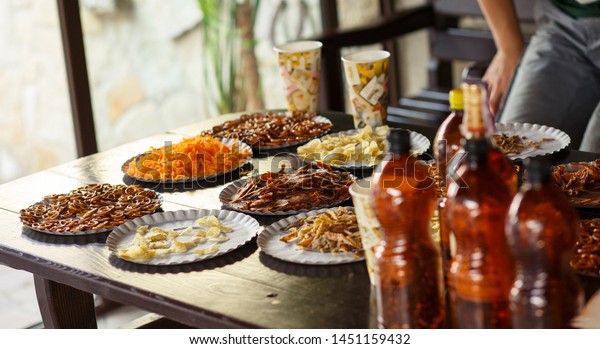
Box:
20, 184, 161, 233
280, 207, 363, 257
572, 218, 600, 277
208, 111, 332, 148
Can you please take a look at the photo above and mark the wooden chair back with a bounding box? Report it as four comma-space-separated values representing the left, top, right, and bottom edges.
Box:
315, 0, 535, 125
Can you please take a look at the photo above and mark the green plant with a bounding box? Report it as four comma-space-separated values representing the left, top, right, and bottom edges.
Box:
198, 0, 263, 114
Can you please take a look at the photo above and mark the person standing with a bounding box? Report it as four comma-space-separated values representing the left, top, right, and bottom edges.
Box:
478, 0, 600, 151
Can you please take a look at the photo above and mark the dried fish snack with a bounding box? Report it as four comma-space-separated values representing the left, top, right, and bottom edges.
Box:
280, 207, 363, 257
552, 159, 600, 197
491, 133, 553, 155
229, 163, 353, 213
571, 219, 600, 277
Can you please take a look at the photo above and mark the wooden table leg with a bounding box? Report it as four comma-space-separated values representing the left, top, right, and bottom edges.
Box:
33, 275, 97, 329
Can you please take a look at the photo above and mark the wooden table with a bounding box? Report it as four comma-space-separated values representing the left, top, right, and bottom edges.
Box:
0, 111, 598, 329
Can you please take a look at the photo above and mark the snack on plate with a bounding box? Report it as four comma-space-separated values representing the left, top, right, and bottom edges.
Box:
552, 159, 600, 196
228, 163, 353, 213
491, 133, 553, 155
19, 184, 161, 233
207, 111, 332, 148
571, 219, 600, 277
126, 135, 251, 181
280, 207, 363, 257
297, 125, 389, 167
117, 215, 233, 261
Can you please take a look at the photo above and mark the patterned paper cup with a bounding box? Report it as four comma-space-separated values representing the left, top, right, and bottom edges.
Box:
342, 50, 390, 128
274, 41, 322, 113
349, 178, 381, 286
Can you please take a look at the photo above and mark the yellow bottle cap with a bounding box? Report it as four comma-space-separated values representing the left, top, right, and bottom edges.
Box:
449, 88, 464, 110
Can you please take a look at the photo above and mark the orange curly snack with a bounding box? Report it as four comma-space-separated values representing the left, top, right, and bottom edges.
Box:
126, 135, 251, 181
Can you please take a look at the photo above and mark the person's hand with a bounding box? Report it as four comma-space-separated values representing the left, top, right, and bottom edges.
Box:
483, 49, 522, 116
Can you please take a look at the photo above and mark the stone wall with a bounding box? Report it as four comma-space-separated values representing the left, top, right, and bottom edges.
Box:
0, 0, 75, 183
80, 0, 210, 152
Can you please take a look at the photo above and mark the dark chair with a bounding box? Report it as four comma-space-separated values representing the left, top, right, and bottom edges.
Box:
315, 0, 535, 134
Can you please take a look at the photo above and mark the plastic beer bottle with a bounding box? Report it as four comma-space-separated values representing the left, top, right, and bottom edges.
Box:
371, 129, 445, 329
505, 158, 583, 328
434, 88, 465, 188
433, 88, 464, 274
445, 136, 514, 328
451, 82, 517, 196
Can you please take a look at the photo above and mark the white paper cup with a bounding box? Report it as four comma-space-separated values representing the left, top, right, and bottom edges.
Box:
349, 177, 381, 286
274, 41, 322, 113
342, 50, 390, 128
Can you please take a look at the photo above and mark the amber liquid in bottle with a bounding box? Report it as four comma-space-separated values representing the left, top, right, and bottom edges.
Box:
371, 129, 445, 329
434, 88, 464, 189
433, 89, 464, 274
506, 159, 583, 328
486, 148, 518, 196
449, 83, 518, 196
446, 137, 514, 328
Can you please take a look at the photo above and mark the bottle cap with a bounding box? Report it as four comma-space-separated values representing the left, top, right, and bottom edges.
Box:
463, 138, 488, 164
449, 88, 464, 110
388, 128, 412, 154
524, 158, 551, 183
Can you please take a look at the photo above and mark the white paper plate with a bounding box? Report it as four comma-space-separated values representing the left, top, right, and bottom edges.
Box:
107, 209, 259, 265
121, 138, 253, 184
258, 207, 365, 265
21, 188, 162, 236
297, 127, 430, 170
219, 173, 354, 216
209, 112, 333, 150
494, 122, 570, 160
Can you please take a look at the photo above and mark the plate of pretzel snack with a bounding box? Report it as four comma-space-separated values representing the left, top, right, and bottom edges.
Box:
19, 183, 162, 235
206, 110, 333, 150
